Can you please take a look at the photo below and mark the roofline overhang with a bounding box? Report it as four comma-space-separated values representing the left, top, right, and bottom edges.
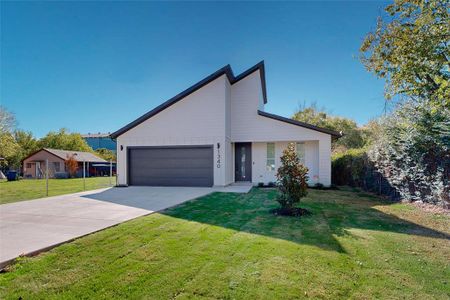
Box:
21, 148, 107, 164
257, 110, 343, 137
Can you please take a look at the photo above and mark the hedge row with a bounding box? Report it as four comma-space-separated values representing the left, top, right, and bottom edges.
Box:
331, 148, 401, 201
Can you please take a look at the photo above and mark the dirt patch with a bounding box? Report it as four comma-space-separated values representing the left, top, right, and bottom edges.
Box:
408, 201, 450, 216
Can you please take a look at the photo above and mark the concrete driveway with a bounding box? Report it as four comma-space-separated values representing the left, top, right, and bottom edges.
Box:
0, 185, 250, 268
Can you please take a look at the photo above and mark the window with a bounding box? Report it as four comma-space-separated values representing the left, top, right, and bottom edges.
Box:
266, 143, 275, 171
26, 163, 32, 168
296, 142, 305, 165
53, 162, 60, 172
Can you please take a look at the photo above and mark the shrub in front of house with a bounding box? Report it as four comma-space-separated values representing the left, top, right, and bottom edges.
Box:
55, 172, 69, 179
273, 143, 309, 217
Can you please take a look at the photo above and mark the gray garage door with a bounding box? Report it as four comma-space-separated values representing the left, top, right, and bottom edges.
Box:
128, 146, 213, 187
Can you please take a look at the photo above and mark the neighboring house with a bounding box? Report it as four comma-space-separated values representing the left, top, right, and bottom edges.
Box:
82, 133, 117, 152
111, 61, 341, 187
22, 148, 109, 178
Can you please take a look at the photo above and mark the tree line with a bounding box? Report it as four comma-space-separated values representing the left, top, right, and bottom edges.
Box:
0, 110, 116, 170
293, 0, 449, 207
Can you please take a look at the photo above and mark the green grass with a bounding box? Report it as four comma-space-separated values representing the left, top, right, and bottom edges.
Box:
1, 188, 449, 299
0, 177, 115, 204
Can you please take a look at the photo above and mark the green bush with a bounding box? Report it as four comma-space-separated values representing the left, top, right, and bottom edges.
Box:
332, 148, 368, 187
276, 143, 308, 210
332, 99, 449, 208
368, 100, 449, 207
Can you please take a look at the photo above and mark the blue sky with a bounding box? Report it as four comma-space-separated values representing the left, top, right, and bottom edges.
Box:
1, 1, 388, 138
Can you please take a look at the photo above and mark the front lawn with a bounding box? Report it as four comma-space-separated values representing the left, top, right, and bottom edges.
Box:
1, 188, 449, 299
0, 177, 115, 205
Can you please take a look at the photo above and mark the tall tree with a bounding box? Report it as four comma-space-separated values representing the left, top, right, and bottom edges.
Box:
0, 106, 17, 134
0, 130, 40, 169
39, 128, 93, 152
7, 130, 40, 168
360, 0, 449, 107
0, 106, 19, 168
0, 133, 19, 167
292, 103, 366, 152
95, 148, 116, 162
359, 0, 450, 207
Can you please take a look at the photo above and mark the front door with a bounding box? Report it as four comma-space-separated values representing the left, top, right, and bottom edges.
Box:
235, 142, 252, 182
35, 162, 40, 178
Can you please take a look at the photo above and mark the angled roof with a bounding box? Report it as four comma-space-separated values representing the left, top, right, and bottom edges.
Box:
23, 148, 107, 163
110, 61, 342, 139
110, 61, 267, 139
257, 110, 342, 137
45, 148, 107, 162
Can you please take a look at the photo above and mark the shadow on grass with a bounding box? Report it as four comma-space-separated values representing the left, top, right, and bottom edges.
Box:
86, 187, 450, 253
162, 188, 450, 253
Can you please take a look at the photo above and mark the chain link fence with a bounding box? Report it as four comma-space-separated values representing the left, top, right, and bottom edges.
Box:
0, 161, 116, 204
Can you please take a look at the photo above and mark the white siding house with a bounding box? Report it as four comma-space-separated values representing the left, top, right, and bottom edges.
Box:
111, 62, 341, 187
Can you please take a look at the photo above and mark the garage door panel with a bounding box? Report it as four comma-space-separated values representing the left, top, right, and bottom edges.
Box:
131, 148, 210, 159
131, 168, 211, 178
131, 177, 211, 187
138, 158, 212, 169
128, 146, 213, 187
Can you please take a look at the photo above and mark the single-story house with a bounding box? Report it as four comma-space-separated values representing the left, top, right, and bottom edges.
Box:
22, 148, 110, 178
110, 61, 341, 187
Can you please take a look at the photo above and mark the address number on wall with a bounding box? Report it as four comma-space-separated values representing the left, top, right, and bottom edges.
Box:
216, 145, 221, 168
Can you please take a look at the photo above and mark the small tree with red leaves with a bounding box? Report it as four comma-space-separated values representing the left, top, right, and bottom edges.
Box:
65, 154, 78, 178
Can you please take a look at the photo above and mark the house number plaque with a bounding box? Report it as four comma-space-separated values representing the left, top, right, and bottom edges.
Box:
216, 143, 221, 168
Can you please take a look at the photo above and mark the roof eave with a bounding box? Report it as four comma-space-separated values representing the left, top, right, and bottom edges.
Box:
21, 148, 59, 164
257, 110, 343, 137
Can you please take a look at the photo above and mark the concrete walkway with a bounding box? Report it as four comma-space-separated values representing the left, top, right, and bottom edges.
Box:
0, 185, 252, 268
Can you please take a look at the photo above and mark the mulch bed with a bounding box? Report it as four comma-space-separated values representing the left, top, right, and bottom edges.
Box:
270, 207, 311, 217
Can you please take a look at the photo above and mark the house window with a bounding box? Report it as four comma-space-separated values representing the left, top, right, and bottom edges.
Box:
53, 162, 60, 172
266, 143, 275, 171
26, 163, 32, 168
296, 142, 305, 165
